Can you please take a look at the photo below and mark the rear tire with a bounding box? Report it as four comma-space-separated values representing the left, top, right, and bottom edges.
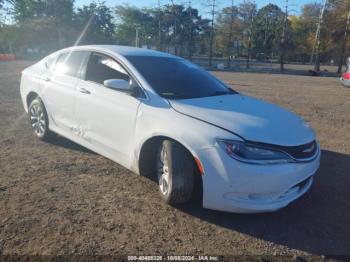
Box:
28, 97, 53, 141
157, 140, 194, 204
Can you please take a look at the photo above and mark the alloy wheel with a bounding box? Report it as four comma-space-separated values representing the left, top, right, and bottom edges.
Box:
30, 104, 46, 137
158, 148, 170, 195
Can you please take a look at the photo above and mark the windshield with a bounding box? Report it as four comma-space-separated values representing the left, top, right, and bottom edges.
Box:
127, 56, 237, 99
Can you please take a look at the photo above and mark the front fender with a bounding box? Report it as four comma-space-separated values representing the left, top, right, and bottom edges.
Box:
132, 102, 238, 174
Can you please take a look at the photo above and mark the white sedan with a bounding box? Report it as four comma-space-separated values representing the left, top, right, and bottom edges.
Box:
20, 45, 320, 213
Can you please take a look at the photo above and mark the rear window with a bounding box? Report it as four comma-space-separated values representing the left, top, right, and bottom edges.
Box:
44, 55, 57, 70
53, 51, 88, 78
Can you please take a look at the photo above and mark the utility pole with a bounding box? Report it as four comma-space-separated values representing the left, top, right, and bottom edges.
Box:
337, 7, 350, 74
312, 0, 327, 72
158, 0, 162, 51
208, 0, 216, 67
264, 16, 268, 48
227, 0, 234, 68
135, 28, 139, 47
280, 0, 288, 71
246, 29, 252, 69
188, 0, 193, 60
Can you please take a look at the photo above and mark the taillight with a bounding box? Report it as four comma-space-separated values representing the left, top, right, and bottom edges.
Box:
342, 73, 350, 80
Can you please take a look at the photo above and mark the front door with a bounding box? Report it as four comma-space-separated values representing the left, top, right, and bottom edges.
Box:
75, 52, 141, 167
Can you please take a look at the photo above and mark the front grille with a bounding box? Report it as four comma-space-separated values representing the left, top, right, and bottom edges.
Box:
248, 140, 318, 161
275, 141, 318, 160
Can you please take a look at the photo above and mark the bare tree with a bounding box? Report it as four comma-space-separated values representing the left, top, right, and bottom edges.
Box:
337, 6, 350, 74
312, 0, 328, 72
242, 1, 256, 69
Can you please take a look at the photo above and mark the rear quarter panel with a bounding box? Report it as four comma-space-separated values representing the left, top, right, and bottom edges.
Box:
20, 62, 47, 112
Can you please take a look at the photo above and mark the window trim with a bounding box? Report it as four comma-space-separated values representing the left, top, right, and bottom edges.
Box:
83, 51, 130, 84
81, 51, 147, 100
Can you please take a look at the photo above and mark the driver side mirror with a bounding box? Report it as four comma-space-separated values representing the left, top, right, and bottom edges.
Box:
103, 79, 133, 93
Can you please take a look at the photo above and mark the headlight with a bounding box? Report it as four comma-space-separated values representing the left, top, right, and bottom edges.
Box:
218, 139, 292, 164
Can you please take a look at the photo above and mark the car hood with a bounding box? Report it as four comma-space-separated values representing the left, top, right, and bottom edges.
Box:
169, 94, 315, 146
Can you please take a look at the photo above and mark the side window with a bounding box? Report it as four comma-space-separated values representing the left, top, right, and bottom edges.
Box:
85, 53, 130, 85
44, 55, 57, 70
54, 51, 88, 78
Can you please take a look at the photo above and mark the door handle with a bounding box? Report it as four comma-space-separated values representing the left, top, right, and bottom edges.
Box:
42, 76, 51, 82
78, 87, 91, 94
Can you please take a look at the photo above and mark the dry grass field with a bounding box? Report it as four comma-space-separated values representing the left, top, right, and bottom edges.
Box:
0, 61, 349, 259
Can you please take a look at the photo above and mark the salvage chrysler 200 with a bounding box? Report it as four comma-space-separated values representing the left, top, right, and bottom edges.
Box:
20, 45, 320, 213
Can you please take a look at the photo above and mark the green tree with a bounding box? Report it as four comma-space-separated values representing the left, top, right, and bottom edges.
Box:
115, 5, 156, 47
115, 4, 208, 57
7, 0, 40, 22
161, 4, 205, 56
323, 0, 350, 72
5, 0, 75, 54
290, 3, 321, 63
252, 4, 285, 59
216, 5, 241, 59
239, 1, 257, 27
238, 1, 257, 68
0, 24, 19, 52
75, 2, 115, 45
183, 6, 207, 59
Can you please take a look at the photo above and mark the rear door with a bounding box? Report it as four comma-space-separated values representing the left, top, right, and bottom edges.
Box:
42, 50, 89, 134
74, 52, 142, 166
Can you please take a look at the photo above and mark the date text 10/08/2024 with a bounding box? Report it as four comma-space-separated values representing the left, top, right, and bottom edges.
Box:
127, 255, 222, 261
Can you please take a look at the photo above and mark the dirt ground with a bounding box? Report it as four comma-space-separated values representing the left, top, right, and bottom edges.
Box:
0, 61, 350, 258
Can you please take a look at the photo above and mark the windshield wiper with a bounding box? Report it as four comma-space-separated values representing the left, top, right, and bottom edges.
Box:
162, 93, 197, 99
208, 90, 235, 97
162, 89, 236, 100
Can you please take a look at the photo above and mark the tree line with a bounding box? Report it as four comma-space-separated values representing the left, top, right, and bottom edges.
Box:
0, 0, 349, 72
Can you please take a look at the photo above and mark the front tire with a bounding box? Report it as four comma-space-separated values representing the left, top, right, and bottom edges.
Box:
157, 140, 194, 204
28, 97, 52, 141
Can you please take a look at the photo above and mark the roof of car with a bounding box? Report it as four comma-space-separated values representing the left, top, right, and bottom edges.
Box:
63, 45, 177, 58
